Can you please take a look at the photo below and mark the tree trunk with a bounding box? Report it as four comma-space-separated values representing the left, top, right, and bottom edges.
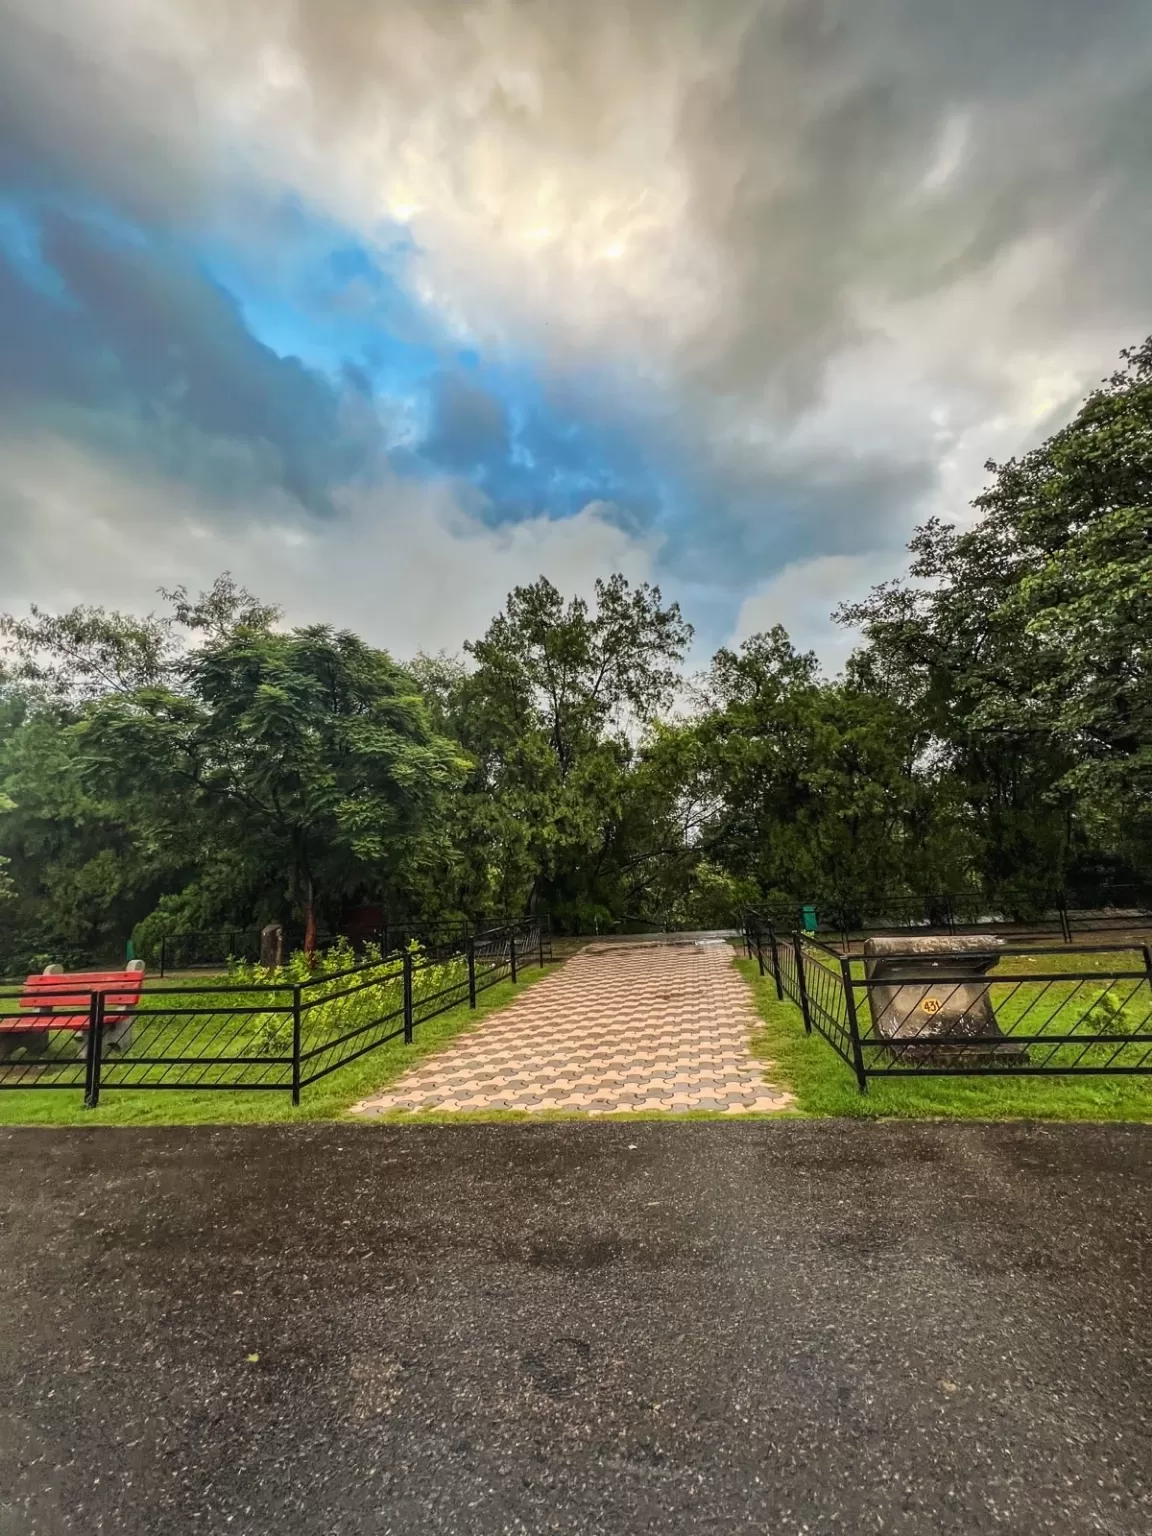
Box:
302, 875, 318, 960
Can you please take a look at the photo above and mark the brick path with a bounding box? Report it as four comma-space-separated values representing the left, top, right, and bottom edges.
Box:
352, 940, 793, 1116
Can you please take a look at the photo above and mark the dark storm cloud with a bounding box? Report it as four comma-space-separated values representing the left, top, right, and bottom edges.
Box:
421, 371, 511, 471
0, 3, 208, 225
0, 207, 378, 514
1, 0, 1151, 657
675, 0, 1152, 408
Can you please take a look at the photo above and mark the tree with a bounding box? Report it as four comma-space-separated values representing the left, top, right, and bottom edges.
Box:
0, 573, 279, 701
443, 575, 694, 924
840, 334, 1152, 897
78, 626, 465, 952
695, 627, 972, 915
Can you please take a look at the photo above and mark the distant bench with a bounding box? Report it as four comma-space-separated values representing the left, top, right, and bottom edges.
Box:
0, 961, 146, 1062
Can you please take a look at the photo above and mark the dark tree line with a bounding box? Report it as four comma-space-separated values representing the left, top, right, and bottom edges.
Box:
1, 338, 1148, 968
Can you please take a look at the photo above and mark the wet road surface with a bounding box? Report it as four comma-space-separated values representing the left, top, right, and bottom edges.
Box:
0, 1121, 1149, 1534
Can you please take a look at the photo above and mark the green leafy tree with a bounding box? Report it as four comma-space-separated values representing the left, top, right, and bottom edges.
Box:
840, 334, 1152, 898
79, 626, 464, 951
438, 575, 693, 925
696, 627, 972, 916
0, 579, 283, 970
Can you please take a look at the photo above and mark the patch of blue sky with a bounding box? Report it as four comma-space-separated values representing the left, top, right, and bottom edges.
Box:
198, 216, 672, 529
7, 177, 696, 548
0, 193, 79, 303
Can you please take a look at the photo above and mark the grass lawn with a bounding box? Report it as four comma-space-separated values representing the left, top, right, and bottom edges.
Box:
0, 967, 556, 1128
737, 956, 1152, 1121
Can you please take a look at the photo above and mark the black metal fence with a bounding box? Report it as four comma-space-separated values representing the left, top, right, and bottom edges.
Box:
744, 920, 1152, 1091
0, 920, 551, 1107
151, 929, 264, 976
147, 917, 532, 975
749, 887, 1152, 948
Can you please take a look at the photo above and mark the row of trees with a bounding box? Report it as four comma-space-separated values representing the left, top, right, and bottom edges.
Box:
0, 338, 1148, 968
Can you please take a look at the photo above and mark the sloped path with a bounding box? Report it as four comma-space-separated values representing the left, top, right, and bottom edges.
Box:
352, 940, 793, 1116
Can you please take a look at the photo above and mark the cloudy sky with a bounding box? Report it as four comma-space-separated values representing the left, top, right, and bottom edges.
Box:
2, 0, 1150, 670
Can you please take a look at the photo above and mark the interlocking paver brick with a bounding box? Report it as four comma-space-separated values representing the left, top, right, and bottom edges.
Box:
353, 941, 793, 1118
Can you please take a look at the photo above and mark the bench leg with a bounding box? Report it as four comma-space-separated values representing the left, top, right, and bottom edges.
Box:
0, 1030, 51, 1062
105, 1015, 134, 1053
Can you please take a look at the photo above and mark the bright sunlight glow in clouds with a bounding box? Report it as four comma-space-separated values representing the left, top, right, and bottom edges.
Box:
2, 0, 1151, 669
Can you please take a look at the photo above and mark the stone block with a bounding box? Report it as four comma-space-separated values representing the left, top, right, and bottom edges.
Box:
863, 935, 1024, 1063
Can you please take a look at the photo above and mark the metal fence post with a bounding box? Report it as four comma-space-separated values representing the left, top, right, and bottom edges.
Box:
159, 936, 167, 979
83, 991, 106, 1109
792, 931, 813, 1036
403, 950, 414, 1044
754, 923, 766, 976
839, 954, 868, 1093
291, 984, 302, 1106
1059, 894, 1073, 945
467, 937, 477, 1007
1142, 943, 1152, 999
768, 924, 784, 1001
510, 933, 518, 983
538, 923, 545, 969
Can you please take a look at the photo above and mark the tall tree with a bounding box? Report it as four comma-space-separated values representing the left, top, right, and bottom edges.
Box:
79, 627, 464, 952
696, 627, 971, 914
442, 575, 693, 924
840, 335, 1152, 898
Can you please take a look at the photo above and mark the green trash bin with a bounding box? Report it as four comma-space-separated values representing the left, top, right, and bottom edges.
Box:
801, 904, 818, 933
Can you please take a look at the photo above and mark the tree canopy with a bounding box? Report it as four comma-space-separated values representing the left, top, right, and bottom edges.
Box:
1, 336, 1149, 968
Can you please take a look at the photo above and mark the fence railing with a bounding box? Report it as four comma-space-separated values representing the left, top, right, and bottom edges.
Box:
744, 918, 1152, 1091
0, 920, 551, 1107
147, 917, 539, 975
744, 888, 1152, 948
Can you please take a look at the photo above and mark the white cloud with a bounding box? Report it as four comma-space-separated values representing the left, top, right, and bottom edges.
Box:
3, 0, 1152, 638
730, 551, 899, 674
0, 433, 660, 656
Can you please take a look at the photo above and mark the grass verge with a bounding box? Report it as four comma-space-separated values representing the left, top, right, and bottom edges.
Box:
0, 966, 556, 1128
737, 957, 1152, 1120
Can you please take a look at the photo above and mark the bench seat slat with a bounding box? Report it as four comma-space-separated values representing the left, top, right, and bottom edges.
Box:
0, 1014, 90, 1032
12, 970, 145, 1027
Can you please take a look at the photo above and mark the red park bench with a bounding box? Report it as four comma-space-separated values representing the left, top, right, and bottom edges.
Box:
0, 961, 146, 1062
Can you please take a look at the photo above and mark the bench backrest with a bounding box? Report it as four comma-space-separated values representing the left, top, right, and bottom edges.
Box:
21, 969, 146, 1012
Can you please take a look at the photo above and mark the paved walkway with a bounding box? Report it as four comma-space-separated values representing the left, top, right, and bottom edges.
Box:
352, 940, 793, 1116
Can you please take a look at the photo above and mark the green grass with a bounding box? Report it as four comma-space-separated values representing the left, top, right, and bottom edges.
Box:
7, 945, 1148, 1128
737, 957, 1152, 1120
0, 966, 556, 1127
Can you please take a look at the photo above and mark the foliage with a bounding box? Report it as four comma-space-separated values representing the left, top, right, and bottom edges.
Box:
692, 626, 974, 911
839, 337, 1152, 898
0, 336, 1149, 966
416, 574, 695, 925
78, 625, 465, 951
225, 937, 470, 1057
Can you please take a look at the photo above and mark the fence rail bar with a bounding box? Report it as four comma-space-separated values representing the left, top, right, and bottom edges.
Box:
750, 919, 1152, 1092
840, 952, 868, 1092
0, 918, 548, 1105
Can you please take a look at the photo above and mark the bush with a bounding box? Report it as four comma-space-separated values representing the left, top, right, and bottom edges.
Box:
227, 939, 471, 1057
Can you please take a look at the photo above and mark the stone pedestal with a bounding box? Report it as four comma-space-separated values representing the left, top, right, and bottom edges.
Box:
863, 935, 1024, 1063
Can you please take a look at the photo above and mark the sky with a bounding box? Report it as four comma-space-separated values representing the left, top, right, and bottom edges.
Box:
2, 0, 1151, 673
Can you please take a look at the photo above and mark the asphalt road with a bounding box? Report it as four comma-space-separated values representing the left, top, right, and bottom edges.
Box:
0, 1122, 1149, 1535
